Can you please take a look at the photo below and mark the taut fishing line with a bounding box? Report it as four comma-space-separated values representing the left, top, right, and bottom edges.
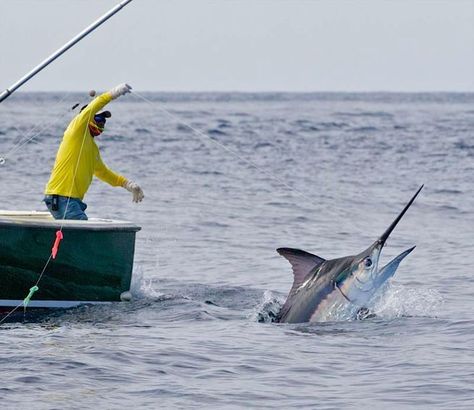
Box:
130, 91, 361, 228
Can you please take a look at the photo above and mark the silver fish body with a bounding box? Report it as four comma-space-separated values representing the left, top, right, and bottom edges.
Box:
276, 186, 423, 323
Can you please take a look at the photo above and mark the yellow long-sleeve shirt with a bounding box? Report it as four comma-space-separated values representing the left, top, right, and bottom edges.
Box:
45, 92, 126, 200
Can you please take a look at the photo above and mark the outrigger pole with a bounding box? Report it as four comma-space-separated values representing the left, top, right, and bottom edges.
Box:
0, 0, 133, 104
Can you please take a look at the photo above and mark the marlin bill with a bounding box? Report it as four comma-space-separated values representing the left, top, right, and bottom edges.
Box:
276, 185, 424, 323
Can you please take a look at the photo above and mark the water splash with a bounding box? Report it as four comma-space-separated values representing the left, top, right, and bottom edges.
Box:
249, 290, 283, 323
322, 284, 444, 322
371, 284, 444, 319
250, 284, 443, 324
130, 265, 164, 299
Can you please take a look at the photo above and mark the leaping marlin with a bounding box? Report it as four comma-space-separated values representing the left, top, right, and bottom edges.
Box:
276, 186, 424, 323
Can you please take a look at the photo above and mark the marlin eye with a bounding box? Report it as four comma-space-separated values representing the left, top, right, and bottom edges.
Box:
365, 258, 372, 267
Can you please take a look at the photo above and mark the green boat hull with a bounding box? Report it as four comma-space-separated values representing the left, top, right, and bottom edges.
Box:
0, 212, 141, 307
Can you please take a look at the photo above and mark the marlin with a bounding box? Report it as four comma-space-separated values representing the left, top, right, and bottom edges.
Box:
276, 185, 423, 323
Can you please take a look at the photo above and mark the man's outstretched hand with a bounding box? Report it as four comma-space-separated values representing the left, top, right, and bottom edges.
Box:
122, 180, 144, 203
109, 83, 132, 99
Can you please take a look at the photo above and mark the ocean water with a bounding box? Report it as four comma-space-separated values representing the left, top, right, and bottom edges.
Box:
0, 92, 473, 409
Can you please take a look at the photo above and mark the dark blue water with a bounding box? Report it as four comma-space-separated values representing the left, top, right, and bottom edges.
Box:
1, 92, 473, 409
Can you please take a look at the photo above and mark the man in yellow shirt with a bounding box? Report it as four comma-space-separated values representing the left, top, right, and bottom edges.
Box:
44, 83, 144, 220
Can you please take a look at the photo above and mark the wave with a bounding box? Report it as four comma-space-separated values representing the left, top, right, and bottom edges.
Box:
335, 111, 394, 118
207, 128, 227, 136
254, 142, 273, 149
351, 126, 379, 132
454, 140, 474, 151
135, 128, 151, 134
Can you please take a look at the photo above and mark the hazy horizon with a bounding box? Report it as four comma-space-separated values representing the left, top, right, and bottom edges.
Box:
1, 0, 473, 93
11, 89, 474, 94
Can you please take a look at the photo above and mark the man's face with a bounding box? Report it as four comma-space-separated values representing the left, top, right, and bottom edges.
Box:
89, 120, 105, 137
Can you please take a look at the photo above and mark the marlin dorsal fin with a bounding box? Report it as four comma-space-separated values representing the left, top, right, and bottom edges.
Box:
277, 248, 326, 287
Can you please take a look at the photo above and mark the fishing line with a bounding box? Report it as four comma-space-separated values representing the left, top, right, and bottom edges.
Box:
0, 254, 54, 324
130, 91, 361, 228
131, 91, 324, 208
0, 304, 23, 324
0, 0, 136, 324
0, 92, 80, 164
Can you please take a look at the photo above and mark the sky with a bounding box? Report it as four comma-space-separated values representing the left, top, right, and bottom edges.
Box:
0, 0, 473, 92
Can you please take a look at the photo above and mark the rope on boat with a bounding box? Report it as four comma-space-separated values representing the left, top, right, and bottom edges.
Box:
23, 286, 39, 311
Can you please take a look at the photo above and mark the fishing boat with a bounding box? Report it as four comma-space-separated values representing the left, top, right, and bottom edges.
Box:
0, 1, 138, 316
0, 211, 140, 310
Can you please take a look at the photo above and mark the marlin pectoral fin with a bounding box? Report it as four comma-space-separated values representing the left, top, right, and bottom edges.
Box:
277, 247, 326, 287
374, 246, 416, 289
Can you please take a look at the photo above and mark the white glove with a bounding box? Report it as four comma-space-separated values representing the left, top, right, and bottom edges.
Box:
122, 180, 144, 203
109, 83, 132, 99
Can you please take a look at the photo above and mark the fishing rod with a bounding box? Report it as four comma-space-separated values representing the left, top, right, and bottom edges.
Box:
0, 0, 133, 104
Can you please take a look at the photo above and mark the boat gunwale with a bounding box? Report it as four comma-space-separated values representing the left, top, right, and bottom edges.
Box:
0, 211, 141, 232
